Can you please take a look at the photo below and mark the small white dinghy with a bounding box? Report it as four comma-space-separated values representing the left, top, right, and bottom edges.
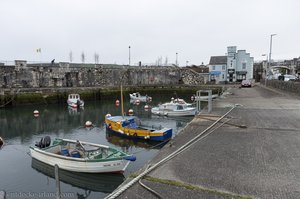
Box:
30, 137, 136, 173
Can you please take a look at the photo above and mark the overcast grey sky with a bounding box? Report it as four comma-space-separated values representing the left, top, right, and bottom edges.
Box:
1, 0, 299, 66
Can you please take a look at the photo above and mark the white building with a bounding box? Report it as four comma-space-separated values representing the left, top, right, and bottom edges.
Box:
208, 46, 254, 83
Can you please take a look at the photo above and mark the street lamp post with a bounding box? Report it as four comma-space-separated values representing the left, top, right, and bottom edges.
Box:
186, 60, 189, 67
266, 34, 276, 86
176, 52, 178, 66
262, 54, 268, 83
128, 46, 131, 66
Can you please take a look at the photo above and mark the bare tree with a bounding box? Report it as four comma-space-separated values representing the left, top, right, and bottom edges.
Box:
69, 51, 73, 63
164, 56, 168, 66
81, 51, 85, 63
94, 53, 99, 64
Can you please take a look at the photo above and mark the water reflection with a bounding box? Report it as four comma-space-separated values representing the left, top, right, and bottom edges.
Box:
0, 97, 192, 198
31, 158, 125, 193
106, 130, 168, 151
68, 106, 84, 116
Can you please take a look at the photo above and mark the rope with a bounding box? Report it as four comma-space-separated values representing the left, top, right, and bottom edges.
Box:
138, 178, 163, 199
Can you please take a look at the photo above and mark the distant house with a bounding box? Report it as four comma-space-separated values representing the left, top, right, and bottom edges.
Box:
208, 46, 254, 83
208, 56, 227, 83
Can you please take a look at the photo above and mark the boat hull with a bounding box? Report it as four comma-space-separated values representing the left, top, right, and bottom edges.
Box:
151, 107, 196, 116
105, 116, 172, 142
106, 126, 172, 141
129, 93, 150, 102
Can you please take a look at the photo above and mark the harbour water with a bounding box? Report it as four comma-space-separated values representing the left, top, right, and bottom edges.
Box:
0, 95, 193, 199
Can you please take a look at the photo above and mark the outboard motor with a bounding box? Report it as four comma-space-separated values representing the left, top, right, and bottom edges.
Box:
35, 136, 51, 148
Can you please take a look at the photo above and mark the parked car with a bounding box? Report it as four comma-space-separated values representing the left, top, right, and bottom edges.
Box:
241, 80, 252, 87
283, 75, 297, 81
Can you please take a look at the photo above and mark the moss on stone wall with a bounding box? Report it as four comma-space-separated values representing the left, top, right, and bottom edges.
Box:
1, 85, 223, 107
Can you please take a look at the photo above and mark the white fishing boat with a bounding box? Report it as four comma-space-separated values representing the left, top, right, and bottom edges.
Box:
30, 137, 136, 173
67, 94, 84, 108
151, 98, 196, 116
129, 92, 152, 102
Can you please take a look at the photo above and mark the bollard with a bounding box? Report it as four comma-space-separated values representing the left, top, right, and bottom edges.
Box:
55, 164, 61, 199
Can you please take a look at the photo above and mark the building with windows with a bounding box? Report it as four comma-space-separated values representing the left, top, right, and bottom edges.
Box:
208, 46, 254, 83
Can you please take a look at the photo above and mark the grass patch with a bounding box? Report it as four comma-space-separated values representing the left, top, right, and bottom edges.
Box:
143, 176, 252, 199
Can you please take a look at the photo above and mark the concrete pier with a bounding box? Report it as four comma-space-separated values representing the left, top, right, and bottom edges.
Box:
112, 84, 300, 199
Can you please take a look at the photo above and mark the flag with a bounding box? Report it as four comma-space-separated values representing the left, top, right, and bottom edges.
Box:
36, 48, 41, 53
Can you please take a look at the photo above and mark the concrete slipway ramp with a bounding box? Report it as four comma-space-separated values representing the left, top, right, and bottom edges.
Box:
106, 85, 300, 199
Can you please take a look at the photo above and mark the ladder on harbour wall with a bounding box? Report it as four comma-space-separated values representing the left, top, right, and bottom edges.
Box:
195, 90, 212, 113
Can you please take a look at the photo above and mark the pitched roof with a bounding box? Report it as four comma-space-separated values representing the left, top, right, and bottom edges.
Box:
209, 56, 227, 65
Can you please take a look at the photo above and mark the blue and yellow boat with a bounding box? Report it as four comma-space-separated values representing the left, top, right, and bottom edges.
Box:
105, 115, 172, 141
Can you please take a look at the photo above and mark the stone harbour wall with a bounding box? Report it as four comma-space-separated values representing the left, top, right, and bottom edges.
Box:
0, 62, 208, 88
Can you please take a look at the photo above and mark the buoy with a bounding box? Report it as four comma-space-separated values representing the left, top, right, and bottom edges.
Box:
33, 110, 39, 117
128, 109, 134, 116
191, 95, 195, 101
135, 100, 140, 105
144, 104, 150, 111
115, 99, 120, 107
85, 121, 92, 128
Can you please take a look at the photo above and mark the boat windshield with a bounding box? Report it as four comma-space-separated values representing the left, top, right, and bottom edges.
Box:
177, 105, 184, 110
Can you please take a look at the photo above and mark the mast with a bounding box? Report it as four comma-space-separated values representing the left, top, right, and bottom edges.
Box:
121, 85, 124, 117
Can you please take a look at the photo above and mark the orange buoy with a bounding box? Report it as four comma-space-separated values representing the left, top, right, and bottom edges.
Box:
135, 100, 140, 105
85, 121, 92, 128
128, 109, 134, 116
115, 99, 120, 107
33, 110, 39, 117
144, 104, 151, 111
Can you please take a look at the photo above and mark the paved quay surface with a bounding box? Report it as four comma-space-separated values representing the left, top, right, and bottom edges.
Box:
112, 84, 300, 199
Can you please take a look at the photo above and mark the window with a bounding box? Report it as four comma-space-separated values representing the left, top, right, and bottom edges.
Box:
212, 66, 216, 70
242, 63, 246, 69
222, 74, 224, 79
222, 65, 225, 70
